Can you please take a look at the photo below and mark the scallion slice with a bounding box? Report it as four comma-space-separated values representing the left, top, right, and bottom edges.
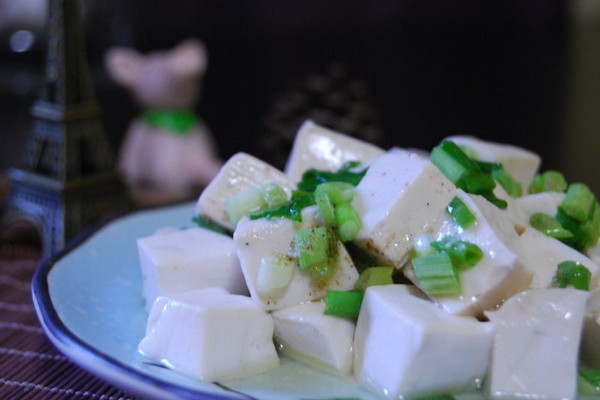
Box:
191, 216, 230, 236
481, 191, 508, 210
528, 170, 568, 194
455, 171, 496, 194
297, 161, 367, 192
579, 368, 600, 394
260, 183, 288, 208
324, 290, 365, 319
225, 187, 266, 224
314, 182, 356, 204
553, 260, 591, 291
491, 168, 522, 197
446, 196, 476, 229
354, 266, 394, 291
250, 190, 315, 222
295, 227, 331, 271
431, 140, 479, 184
529, 212, 574, 240
335, 203, 362, 242
430, 237, 483, 270
315, 190, 336, 225
412, 252, 461, 296
559, 183, 596, 222
256, 254, 295, 295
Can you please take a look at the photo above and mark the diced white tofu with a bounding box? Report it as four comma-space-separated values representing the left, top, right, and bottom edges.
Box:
493, 184, 528, 234
485, 288, 589, 400
137, 227, 248, 310
272, 301, 355, 376
405, 190, 532, 316
582, 289, 600, 367
446, 135, 541, 190
196, 152, 294, 230
519, 227, 599, 289
138, 287, 279, 381
284, 120, 385, 184
354, 285, 494, 399
233, 216, 359, 311
515, 192, 565, 221
352, 150, 457, 267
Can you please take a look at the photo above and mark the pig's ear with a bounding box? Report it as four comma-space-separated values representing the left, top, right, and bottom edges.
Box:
170, 39, 208, 77
104, 48, 143, 87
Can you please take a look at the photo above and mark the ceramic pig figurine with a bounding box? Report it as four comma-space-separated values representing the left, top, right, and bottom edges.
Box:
105, 39, 222, 195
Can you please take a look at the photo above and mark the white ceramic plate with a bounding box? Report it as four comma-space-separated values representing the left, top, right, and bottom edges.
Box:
32, 202, 600, 400
31, 202, 388, 400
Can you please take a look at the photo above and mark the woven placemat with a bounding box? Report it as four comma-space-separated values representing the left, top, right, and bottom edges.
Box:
0, 228, 139, 399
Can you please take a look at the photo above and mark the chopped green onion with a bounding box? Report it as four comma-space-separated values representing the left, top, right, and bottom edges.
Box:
431, 141, 479, 184
250, 190, 315, 222
455, 171, 496, 194
344, 242, 378, 271
324, 290, 365, 319
412, 252, 461, 296
297, 161, 367, 192
579, 368, 600, 394
559, 183, 596, 222
492, 168, 522, 197
309, 263, 335, 282
561, 201, 600, 252
553, 260, 591, 291
295, 227, 331, 271
447, 196, 476, 229
430, 237, 483, 270
260, 183, 288, 207
472, 159, 503, 173
314, 182, 356, 204
529, 212, 573, 240
315, 190, 336, 225
528, 170, 568, 194
191, 216, 230, 236
335, 203, 362, 242
413, 395, 455, 400
256, 254, 295, 295
431, 141, 508, 210
225, 187, 266, 224
481, 191, 508, 210
354, 266, 394, 290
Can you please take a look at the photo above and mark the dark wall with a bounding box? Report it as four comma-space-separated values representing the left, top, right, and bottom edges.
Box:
2, 0, 569, 177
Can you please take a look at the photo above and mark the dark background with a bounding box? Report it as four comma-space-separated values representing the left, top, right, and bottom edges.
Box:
1, 0, 598, 192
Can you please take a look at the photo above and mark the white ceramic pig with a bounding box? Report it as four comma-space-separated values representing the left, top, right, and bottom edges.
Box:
105, 39, 222, 196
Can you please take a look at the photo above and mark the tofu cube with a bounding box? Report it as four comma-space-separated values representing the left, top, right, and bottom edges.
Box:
284, 120, 385, 185
445, 135, 541, 190
352, 150, 457, 267
354, 285, 494, 399
405, 190, 532, 316
233, 216, 359, 310
519, 227, 599, 289
138, 287, 279, 381
485, 288, 590, 400
196, 152, 294, 230
272, 301, 355, 376
137, 227, 248, 310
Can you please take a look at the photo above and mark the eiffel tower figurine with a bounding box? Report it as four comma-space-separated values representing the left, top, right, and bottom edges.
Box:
2, 0, 129, 258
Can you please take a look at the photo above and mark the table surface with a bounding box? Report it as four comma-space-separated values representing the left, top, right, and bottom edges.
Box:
0, 178, 140, 399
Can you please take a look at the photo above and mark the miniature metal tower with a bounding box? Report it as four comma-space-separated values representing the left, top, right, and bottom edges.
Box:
3, 0, 129, 258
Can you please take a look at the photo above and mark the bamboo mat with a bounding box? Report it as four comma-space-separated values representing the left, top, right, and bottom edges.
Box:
0, 224, 139, 399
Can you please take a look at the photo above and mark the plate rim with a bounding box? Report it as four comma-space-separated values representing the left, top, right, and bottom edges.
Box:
30, 205, 244, 400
